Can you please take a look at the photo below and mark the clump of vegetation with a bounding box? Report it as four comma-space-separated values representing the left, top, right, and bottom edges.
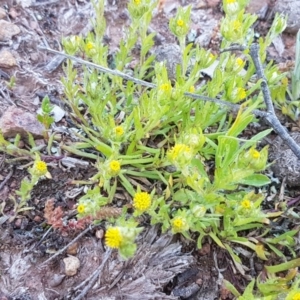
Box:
2, 0, 300, 298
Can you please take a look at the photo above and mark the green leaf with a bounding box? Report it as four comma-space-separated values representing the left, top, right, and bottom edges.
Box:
238, 174, 271, 186
266, 258, 300, 273
216, 136, 240, 168
41, 95, 53, 113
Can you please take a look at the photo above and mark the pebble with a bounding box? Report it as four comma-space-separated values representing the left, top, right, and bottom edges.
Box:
49, 274, 66, 287
0, 20, 20, 41
63, 255, 80, 276
154, 44, 182, 81
0, 50, 17, 68
0, 106, 46, 139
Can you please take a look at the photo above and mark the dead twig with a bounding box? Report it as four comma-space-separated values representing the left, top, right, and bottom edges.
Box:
37, 45, 265, 115
30, 0, 60, 6
249, 43, 300, 160
72, 249, 112, 300
0, 168, 14, 191
39, 45, 300, 160
39, 225, 94, 267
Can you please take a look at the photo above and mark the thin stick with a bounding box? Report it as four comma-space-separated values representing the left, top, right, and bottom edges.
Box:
250, 43, 300, 159
39, 45, 300, 159
38, 45, 267, 116
72, 249, 112, 300
0, 168, 13, 191
39, 225, 92, 267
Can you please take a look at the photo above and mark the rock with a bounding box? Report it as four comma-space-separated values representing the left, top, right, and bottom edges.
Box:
0, 106, 46, 139
0, 20, 20, 41
67, 242, 78, 255
269, 132, 300, 187
273, 0, 300, 34
63, 255, 80, 276
154, 44, 182, 81
49, 274, 66, 287
0, 8, 6, 19
0, 50, 17, 68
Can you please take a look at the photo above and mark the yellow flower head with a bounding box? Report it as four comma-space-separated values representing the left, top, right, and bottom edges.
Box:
236, 57, 244, 67
134, 0, 141, 5
225, 0, 236, 3
105, 227, 123, 248
168, 144, 191, 161
109, 160, 121, 173
33, 160, 48, 176
282, 77, 289, 86
77, 203, 85, 214
115, 126, 124, 136
237, 87, 246, 100
209, 53, 215, 60
189, 85, 195, 93
292, 292, 300, 300
160, 83, 171, 92
249, 148, 260, 159
86, 42, 94, 50
172, 216, 188, 233
133, 192, 151, 212
233, 20, 241, 31
177, 19, 184, 27
241, 199, 251, 209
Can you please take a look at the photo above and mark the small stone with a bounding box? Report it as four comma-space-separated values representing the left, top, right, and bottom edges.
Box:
0, 20, 20, 41
0, 8, 6, 19
273, 0, 300, 34
49, 274, 65, 287
0, 50, 17, 68
63, 255, 80, 276
67, 242, 78, 255
0, 106, 46, 139
154, 44, 182, 81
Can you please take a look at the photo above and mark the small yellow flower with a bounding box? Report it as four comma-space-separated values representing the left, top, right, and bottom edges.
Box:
233, 20, 241, 31
177, 19, 184, 27
33, 160, 48, 176
249, 148, 260, 159
115, 126, 124, 136
133, 192, 151, 212
292, 292, 300, 300
189, 86, 195, 93
172, 217, 188, 233
209, 53, 215, 60
109, 160, 121, 173
134, 0, 141, 4
236, 58, 244, 67
77, 204, 85, 214
241, 199, 251, 209
160, 83, 171, 92
282, 77, 289, 86
105, 227, 123, 248
168, 144, 191, 161
237, 87, 246, 100
226, 0, 236, 3
86, 42, 94, 50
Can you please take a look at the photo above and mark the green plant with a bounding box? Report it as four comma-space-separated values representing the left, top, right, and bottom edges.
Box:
0, 0, 298, 296
9, 153, 50, 216
59, 0, 289, 260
